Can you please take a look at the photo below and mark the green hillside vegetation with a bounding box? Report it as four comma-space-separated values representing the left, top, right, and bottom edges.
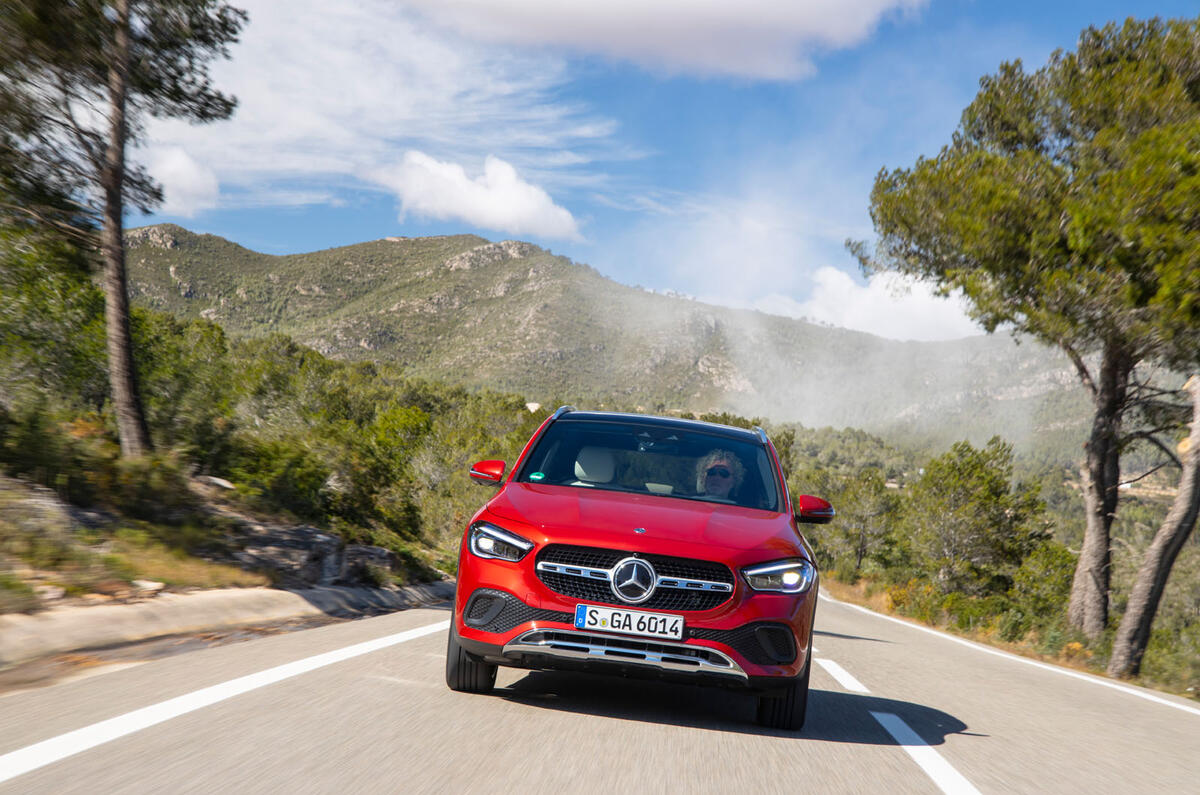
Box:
795, 436, 1197, 698
124, 224, 1092, 463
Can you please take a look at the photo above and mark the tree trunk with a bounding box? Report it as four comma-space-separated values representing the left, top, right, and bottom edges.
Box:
1107, 376, 1200, 677
855, 527, 866, 572
1067, 344, 1131, 637
101, 0, 152, 458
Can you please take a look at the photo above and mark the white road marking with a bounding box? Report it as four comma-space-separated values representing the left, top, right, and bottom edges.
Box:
821, 591, 1200, 718
871, 712, 982, 795
815, 658, 870, 693
814, 651, 982, 793
0, 620, 449, 785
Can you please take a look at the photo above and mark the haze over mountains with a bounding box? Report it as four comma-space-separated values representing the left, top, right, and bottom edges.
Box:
125, 224, 1089, 456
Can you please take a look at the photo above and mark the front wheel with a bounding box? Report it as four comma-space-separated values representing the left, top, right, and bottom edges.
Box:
445, 624, 498, 693
756, 654, 811, 730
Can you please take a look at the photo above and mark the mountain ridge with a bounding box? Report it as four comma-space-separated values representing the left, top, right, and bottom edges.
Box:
124, 224, 1088, 458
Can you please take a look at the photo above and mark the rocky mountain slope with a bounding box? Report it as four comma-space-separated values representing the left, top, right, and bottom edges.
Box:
125, 224, 1088, 455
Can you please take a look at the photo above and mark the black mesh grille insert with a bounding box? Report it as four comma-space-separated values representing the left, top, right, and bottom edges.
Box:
464, 588, 573, 634
688, 622, 797, 665
535, 544, 734, 611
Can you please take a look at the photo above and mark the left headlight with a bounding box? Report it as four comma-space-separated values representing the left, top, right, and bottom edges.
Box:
741, 559, 817, 594
469, 521, 534, 562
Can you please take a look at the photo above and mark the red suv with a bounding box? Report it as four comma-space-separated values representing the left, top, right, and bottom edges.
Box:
446, 408, 832, 730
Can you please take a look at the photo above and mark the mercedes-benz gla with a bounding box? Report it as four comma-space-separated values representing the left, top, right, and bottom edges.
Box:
446, 407, 832, 730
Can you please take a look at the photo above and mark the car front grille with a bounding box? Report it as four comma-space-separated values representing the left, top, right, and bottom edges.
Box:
535, 544, 735, 611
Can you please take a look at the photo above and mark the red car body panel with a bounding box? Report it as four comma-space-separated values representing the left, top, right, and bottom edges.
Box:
452, 411, 821, 685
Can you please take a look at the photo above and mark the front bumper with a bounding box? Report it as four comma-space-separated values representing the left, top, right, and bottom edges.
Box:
456, 584, 814, 685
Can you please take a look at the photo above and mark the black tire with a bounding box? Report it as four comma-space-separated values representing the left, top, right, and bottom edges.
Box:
756, 650, 811, 731
445, 624, 498, 694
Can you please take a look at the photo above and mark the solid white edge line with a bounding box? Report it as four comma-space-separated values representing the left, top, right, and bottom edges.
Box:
0, 619, 449, 785
815, 658, 870, 693
871, 712, 982, 795
821, 590, 1200, 717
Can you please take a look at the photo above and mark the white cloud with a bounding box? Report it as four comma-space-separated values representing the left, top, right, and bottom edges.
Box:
598, 174, 980, 341
759, 267, 980, 341
585, 28, 1017, 343
143, 0, 617, 229
147, 147, 219, 217
401, 0, 927, 79
373, 152, 581, 240
603, 181, 864, 309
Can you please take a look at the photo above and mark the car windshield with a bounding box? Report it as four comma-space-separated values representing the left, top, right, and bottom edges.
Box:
515, 418, 782, 512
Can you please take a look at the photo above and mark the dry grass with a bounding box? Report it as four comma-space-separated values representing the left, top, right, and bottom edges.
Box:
819, 576, 1137, 685
106, 540, 269, 589
820, 576, 892, 613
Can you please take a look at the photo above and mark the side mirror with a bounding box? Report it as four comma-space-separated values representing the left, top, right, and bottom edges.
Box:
794, 494, 835, 524
469, 459, 506, 485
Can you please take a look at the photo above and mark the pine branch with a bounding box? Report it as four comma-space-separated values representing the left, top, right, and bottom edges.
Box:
1119, 462, 1174, 487
1121, 431, 1183, 469
0, 201, 97, 246
1063, 342, 1097, 397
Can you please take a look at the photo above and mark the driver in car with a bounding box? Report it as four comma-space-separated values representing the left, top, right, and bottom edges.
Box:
696, 449, 744, 499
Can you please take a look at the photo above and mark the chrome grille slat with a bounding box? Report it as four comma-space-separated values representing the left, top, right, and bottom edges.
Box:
537, 561, 612, 581
535, 544, 736, 611
536, 562, 732, 593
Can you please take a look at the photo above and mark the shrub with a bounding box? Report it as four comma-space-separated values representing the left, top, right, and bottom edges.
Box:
0, 574, 38, 613
106, 454, 196, 520
900, 437, 1048, 596
132, 310, 238, 470
1140, 623, 1200, 698
0, 405, 111, 505
362, 563, 391, 588
1011, 541, 1076, 621
886, 579, 941, 623
941, 592, 1012, 632
997, 608, 1032, 641
229, 437, 331, 520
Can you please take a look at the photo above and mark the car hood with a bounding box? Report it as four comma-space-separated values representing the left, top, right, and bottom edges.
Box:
485, 482, 805, 563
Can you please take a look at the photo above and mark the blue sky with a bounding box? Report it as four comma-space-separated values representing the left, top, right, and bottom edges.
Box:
139, 0, 1199, 341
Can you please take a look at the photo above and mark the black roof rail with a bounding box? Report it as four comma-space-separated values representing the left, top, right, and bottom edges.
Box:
753, 425, 769, 444
551, 405, 576, 420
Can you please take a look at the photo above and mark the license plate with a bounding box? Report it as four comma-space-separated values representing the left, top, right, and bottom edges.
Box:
574, 604, 684, 640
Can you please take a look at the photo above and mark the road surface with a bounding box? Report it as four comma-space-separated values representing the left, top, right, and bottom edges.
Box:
1, 594, 1196, 793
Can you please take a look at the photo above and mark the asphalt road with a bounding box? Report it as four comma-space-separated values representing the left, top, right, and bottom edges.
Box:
1, 595, 1197, 794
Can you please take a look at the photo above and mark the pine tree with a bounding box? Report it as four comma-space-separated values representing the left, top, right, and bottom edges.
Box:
0, 0, 246, 456
853, 17, 1200, 637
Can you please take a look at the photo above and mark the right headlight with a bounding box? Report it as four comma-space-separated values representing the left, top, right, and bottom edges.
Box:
468, 521, 533, 562
741, 559, 817, 594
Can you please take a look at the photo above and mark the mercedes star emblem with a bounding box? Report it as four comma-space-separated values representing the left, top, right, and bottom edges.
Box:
611, 557, 656, 604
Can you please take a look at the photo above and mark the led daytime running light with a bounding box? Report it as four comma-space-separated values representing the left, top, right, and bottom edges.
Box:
469, 522, 533, 562
741, 559, 816, 594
